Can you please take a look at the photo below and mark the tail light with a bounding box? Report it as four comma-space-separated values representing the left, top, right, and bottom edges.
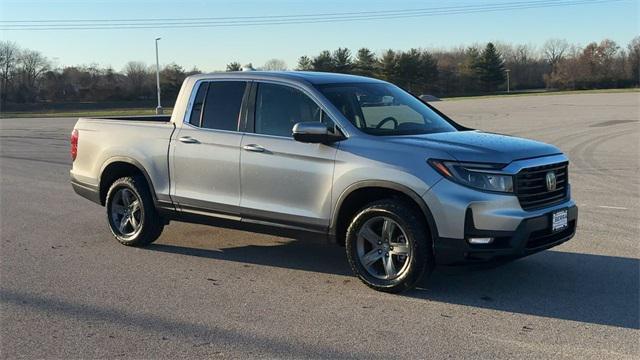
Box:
70, 129, 78, 161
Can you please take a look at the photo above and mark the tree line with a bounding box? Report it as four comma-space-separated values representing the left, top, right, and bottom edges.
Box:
288, 38, 639, 96
1, 37, 638, 110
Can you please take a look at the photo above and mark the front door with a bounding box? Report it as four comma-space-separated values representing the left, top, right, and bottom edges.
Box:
171, 80, 249, 216
240, 82, 338, 230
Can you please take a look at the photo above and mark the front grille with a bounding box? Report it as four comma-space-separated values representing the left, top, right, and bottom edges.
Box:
515, 162, 569, 210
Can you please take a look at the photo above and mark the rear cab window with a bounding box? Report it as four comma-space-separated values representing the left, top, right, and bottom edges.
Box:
188, 81, 248, 131
188, 83, 207, 126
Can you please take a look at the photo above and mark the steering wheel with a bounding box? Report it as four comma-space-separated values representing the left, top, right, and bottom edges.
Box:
376, 116, 398, 129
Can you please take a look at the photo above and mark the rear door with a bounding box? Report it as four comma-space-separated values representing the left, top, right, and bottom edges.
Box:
239, 81, 338, 230
170, 80, 249, 216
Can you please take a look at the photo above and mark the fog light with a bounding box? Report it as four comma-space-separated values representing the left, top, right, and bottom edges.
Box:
467, 237, 494, 245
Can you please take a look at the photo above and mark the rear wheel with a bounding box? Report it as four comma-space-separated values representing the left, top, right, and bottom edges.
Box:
106, 176, 163, 246
345, 199, 433, 293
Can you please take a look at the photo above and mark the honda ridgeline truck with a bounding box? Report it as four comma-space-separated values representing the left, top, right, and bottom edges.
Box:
70, 72, 577, 293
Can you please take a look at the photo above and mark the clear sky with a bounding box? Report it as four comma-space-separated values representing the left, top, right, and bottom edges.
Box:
1, 0, 638, 72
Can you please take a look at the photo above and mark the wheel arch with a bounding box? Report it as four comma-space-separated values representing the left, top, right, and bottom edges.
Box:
99, 157, 158, 206
330, 181, 439, 246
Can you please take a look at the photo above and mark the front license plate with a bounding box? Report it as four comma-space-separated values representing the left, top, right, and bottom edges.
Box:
552, 209, 568, 232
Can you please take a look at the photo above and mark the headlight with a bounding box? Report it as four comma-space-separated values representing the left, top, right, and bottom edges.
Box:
428, 159, 514, 193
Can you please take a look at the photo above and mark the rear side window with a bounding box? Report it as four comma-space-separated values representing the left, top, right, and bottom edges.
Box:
254, 83, 321, 137
189, 82, 208, 126
199, 81, 247, 131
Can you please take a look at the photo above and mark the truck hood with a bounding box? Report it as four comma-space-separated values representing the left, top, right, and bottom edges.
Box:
384, 130, 562, 164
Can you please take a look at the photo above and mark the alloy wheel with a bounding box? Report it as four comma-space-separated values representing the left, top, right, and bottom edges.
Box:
356, 216, 412, 280
109, 188, 143, 237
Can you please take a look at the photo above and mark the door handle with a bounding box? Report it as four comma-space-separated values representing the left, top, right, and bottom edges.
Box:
179, 136, 199, 144
242, 144, 265, 152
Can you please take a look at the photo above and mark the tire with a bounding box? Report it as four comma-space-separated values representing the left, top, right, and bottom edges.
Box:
345, 199, 434, 293
105, 176, 164, 246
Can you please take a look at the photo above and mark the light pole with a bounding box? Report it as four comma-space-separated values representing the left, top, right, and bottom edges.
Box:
155, 37, 162, 115
506, 69, 511, 93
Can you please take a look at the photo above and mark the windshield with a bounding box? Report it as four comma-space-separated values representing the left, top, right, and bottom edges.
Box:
316, 82, 457, 136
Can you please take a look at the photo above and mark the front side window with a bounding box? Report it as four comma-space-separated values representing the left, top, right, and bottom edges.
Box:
199, 81, 247, 131
254, 83, 322, 137
316, 83, 457, 136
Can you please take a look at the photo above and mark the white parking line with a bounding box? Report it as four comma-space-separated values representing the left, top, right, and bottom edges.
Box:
597, 205, 628, 210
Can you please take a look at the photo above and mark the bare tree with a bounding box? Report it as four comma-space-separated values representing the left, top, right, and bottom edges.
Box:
123, 61, 150, 97
543, 39, 569, 71
17, 49, 49, 102
498, 43, 547, 89
19, 50, 49, 84
0, 41, 20, 107
261, 58, 287, 71
494, 42, 515, 63
513, 44, 538, 64
581, 39, 620, 80
628, 36, 640, 85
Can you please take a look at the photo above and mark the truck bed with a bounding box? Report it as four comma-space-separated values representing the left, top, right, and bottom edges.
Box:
71, 114, 176, 198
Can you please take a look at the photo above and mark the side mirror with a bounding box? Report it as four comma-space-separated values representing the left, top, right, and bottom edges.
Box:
292, 122, 331, 143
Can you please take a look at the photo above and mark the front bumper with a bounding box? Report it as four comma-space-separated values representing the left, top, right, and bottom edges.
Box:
434, 205, 578, 265
421, 159, 578, 265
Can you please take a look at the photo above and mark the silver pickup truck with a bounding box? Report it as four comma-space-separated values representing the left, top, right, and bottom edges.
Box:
70, 71, 577, 293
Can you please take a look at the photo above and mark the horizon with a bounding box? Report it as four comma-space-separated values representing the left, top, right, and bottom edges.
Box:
1, 0, 638, 72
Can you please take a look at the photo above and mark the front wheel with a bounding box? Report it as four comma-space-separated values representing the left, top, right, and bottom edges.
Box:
106, 176, 164, 246
345, 199, 433, 293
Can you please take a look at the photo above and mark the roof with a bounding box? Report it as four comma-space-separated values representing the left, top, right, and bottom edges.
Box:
187, 71, 385, 85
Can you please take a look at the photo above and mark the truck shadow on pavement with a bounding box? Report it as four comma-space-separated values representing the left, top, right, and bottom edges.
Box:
147, 241, 639, 330
414, 251, 639, 330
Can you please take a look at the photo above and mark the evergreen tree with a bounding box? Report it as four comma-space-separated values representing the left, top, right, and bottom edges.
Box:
393, 49, 438, 94
354, 48, 377, 76
378, 49, 398, 82
416, 50, 439, 94
395, 49, 422, 92
312, 50, 335, 72
478, 42, 506, 92
332, 48, 353, 74
226, 62, 242, 72
160, 63, 187, 102
296, 56, 313, 71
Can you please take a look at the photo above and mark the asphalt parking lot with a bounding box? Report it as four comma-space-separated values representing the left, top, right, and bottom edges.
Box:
1, 92, 638, 359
